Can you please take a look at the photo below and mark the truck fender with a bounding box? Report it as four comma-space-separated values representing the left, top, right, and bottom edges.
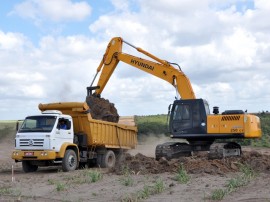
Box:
58, 143, 80, 161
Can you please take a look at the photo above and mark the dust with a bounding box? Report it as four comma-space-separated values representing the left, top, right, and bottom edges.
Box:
85, 95, 119, 123
128, 134, 185, 157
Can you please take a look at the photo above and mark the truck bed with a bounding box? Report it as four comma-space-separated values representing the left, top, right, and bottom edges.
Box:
39, 102, 137, 150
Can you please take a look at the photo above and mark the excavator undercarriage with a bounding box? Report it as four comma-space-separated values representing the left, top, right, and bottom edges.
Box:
155, 141, 242, 160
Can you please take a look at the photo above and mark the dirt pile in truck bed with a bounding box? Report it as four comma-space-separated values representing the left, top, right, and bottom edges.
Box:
111, 151, 270, 175
86, 95, 119, 123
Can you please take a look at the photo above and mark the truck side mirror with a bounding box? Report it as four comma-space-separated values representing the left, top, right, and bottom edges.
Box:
168, 104, 172, 112
16, 121, 19, 131
16, 120, 23, 131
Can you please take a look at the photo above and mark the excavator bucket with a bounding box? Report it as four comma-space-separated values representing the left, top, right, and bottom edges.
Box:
85, 95, 119, 123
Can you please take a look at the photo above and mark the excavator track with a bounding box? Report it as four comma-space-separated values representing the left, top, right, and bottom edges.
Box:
155, 141, 242, 160
155, 142, 192, 160
208, 142, 241, 159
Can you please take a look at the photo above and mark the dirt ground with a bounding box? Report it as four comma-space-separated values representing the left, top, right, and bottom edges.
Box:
1, 118, 270, 201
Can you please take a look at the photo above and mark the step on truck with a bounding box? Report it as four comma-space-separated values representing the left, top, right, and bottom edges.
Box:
12, 102, 137, 172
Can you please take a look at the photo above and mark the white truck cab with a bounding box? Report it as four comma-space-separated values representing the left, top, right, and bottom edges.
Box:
12, 110, 78, 172
15, 110, 73, 151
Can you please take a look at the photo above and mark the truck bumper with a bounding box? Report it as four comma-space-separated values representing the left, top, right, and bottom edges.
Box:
12, 150, 57, 161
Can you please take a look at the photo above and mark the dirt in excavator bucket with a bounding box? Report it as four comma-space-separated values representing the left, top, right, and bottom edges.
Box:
86, 95, 119, 123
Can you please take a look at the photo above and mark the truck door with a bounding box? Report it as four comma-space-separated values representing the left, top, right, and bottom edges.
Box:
53, 118, 73, 151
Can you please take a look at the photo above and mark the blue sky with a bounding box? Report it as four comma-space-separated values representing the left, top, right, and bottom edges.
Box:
0, 0, 270, 120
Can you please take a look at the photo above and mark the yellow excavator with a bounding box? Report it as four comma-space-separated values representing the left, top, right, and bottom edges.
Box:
87, 37, 261, 159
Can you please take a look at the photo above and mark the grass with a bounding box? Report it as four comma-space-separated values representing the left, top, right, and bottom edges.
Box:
209, 163, 257, 200
137, 185, 151, 200
120, 166, 134, 187
0, 186, 21, 197
137, 178, 165, 199
210, 189, 227, 200
56, 182, 66, 191
0, 187, 13, 195
47, 179, 67, 191
175, 164, 190, 184
121, 178, 166, 201
152, 178, 165, 194
120, 175, 134, 186
82, 169, 103, 183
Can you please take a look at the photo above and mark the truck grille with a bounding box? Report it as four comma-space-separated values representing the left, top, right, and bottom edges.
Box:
19, 139, 44, 147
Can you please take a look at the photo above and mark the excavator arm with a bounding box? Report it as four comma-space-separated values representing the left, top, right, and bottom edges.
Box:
88, 37, 195, 99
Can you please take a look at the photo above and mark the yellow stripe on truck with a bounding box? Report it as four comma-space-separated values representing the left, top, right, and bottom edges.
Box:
12, 150, 56, 161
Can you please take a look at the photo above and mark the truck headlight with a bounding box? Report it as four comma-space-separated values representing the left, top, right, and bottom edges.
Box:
41, 152, 48, 156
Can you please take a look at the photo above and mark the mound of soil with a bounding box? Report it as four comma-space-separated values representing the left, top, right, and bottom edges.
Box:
86, 95, 119, 123
112, 151, 270, 175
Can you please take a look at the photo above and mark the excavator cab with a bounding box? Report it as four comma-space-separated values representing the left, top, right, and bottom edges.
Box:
169, 99, 210, 138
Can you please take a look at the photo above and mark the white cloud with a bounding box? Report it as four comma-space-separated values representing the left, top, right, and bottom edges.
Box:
0, 31, 28, 50
1, 0, 270, 119
10, 0, 91, 23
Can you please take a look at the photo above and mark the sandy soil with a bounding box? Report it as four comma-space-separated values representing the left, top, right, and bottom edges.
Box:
1, 117, 270, 202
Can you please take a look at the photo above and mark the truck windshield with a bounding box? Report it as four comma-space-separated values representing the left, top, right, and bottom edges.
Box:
19, 116, 57, 133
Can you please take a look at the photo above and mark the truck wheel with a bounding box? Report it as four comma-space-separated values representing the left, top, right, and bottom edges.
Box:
101, 150, 116, 168
22, 161, 38, 173
62, 149, 78, 172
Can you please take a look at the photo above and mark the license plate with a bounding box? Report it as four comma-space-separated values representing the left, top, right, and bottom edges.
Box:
24, 152, 34, 156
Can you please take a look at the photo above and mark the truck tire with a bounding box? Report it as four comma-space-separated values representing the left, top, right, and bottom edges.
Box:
62, 149, 78, 172
101, 150, 116, 168
22, 161, 38, 173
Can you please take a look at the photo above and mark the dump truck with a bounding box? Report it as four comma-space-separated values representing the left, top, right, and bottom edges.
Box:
12, 102, 137, 172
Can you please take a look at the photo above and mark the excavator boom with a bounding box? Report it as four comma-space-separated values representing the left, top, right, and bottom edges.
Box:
89, 37, 195, 99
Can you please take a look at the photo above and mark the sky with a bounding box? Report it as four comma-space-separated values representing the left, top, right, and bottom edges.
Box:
0, 0, 270, 120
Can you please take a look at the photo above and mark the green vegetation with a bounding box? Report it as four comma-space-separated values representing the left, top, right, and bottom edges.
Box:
121, 178, 166, 201
56, 182, 66, 192
0, 186, 21, 197
47, 179, 67, 191
252, 113, 270, 147
135, 115, 168, 134
209, 163, 257, 200
210, 189, 226, 200
120, 174, 134, 187
136, 178, 165, 200
119, 166, 134, 186
175, 164, 190, 184
83, 169, 103, 183
152, 178, 165, 194
71, 169, 103, 184
0, 120, 17, 141
0, 187, 14, 195
137, 185, 151, 200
